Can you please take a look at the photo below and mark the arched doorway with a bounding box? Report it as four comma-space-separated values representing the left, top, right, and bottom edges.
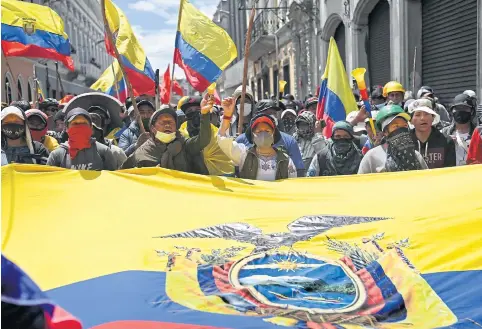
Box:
28, 80, 33, 103
4, 73, 13, 104
421, 0, 477, 105
334, 22, 346, 67
17, 75, 24, 101
368, 0, 391, 86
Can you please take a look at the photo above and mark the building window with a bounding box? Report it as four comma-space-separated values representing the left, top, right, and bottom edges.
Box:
27, 80, 33, 102
4, 74, 13, 104
52, 89, 57, 100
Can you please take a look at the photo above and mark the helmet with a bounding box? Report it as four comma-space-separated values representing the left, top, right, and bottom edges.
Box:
233, 85, 254, 103
383, 81, 405, 97
375, 104, 410, 131
177, 95, 202, 113
39, 98, 59, 110
304, 96, 318, 109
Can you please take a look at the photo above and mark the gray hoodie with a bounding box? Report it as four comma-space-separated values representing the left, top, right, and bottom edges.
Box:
47, 139, 117, 170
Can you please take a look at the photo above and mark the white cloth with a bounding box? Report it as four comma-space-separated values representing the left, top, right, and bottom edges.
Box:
217, 132, 297, 181
358, 144, 428, 174
454, 131, 470, 166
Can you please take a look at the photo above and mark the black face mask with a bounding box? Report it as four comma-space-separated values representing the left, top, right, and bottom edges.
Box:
385, 127, 422, 172
332, 138, 353, 155
283, 117, 296, 133
2, 123, 25, 140
92, 126, 105, 144
187, 112, 201, 137
453, 111, 471, 124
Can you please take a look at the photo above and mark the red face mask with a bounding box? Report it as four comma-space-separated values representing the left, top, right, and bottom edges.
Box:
30, 127, 48, 142
67, 125, 92, 159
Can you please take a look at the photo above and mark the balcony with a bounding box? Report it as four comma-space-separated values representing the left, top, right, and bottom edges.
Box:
249, 10, 284, 61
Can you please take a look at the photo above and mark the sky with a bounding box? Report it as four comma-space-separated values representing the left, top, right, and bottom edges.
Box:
114, 0, 220, 79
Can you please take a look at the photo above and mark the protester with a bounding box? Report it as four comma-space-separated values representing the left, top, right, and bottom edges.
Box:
304, 97, 318, 115
442, 93, 477, 166
466, 124, 482, 164
53, 110, 66, 134
293, 111, 326, 169
10, 100, 31, 113
121, 103, 212, 171
25, 109, 59, 152
39, 98, 59, 117
408, 99, 455, 168
281, 108, 297, 136
217, 97, 297, 181
90, 113, 126, 169
229, 86, 255, 135
464, 90, 481, 125
307, 121, 362, 177
47, 108, 116, 170
1, 106, 49, 164
383, 81, 405, 106
416, 86, 450, 124
358, 104, 428, 173
118, 99, 155, 157
370, 85, 386, 109
235, 99, 305, 176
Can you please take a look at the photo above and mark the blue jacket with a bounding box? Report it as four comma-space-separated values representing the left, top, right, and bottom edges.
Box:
118, 121, 140, 157
236, 131, 305, 176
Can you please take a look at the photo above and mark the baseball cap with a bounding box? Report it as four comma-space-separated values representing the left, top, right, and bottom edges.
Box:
65, 108, 92, 125
452, 93, 475, 110
380, 113, 411, 132
251, 116, 275, 130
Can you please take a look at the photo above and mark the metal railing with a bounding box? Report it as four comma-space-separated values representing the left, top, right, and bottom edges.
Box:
251, 10, 284, 44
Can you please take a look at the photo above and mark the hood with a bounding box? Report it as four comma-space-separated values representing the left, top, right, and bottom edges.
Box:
233, 85, 254, 103
1, 106, 36, 159
244, 113, 282, 145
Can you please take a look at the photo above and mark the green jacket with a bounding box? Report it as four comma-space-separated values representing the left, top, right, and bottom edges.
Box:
239, 147, 289, 180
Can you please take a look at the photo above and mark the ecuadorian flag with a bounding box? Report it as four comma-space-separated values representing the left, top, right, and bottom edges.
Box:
175, 0, 237, 92
104, 0, 156, 97
91, 60, 128, 103
1, 0, 74, 71
317, 38, 358, 138
2, 164, 482, 329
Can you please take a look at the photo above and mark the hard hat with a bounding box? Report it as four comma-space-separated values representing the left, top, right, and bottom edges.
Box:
376, 104, 410, 131
383, 81, 405, 98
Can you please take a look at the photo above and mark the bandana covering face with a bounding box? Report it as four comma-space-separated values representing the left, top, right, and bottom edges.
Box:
325, 139, 362, 175
294, 111, 316, 140
282, 116, 296, 135
67, 125, 92, 159
385, 127, 423, 172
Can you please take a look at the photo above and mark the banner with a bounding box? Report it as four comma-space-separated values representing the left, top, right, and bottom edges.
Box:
2, 164, 482, 329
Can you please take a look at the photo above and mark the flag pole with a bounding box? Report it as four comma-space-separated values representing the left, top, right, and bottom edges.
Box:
155, 69, 160, 108
33, 65, 39, 108
111, 64, 120, 100
101, 0, 145, 133
55, 62, 65, 97
237, 6, 256, 136
169, 0, 184, 104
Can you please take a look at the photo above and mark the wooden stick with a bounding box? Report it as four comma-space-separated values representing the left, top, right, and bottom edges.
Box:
237, 6, 256, 136
101, 0, 145, 133
33, 65, 39, 108
155, 68, 160, 108
411, 46, 417, 93
169, 0, 184, 104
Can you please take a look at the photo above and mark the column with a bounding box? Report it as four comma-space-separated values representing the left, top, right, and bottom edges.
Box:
319, 37, 329, 78
348, 22, 369, 85
389, 0, 409, 87
269, 64, 274, 95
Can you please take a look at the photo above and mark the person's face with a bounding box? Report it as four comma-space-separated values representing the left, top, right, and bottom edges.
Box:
253, 122, 274, 135
411, 111, 433, 133
91, 110, 107, 128
387, 92, 404, 105
385, 117, 408, 135
332, 129, 351, 140
27, 116, 47, 131
69, 115, 90, 127
55, 119, 65, 133
366, 121, 382, 140
305, 104, 317, 114
43, 106, 58, 117
138, 105, 155, 120
153, 113, 176, 134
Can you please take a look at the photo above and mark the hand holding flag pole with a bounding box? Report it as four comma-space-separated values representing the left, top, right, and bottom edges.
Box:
100, 0, 145, 133
352, 68, 376, 138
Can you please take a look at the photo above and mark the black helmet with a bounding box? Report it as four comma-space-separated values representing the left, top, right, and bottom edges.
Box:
10, 100, 31, 112
304, 97, 318, 109
39, 98, 59, 110
255, 99, 286, 114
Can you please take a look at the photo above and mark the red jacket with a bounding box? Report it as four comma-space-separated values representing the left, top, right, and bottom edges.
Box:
467, 126, 482, 164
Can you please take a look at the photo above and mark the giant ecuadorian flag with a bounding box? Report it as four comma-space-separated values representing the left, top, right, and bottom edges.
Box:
2, 164, 482, 329
175, 0, 237, 92
1, 0, 74, 71
316, 37, 358, 138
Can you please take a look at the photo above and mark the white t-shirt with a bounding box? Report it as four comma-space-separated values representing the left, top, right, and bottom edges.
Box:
217, 134, 297, 181
454, 131, 470, 166
358, 144, 428, 174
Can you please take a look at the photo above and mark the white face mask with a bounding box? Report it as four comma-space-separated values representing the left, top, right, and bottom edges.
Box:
155, 131, 176, 144
236, 103, 252, 117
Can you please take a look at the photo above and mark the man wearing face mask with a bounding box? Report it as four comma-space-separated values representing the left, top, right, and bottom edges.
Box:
307, 121, 362, 177
442, 94, 477, 166
226, 85, 255, 135
294, 111, 326, 169
358, 104, 428, 174
217, 97, 297, 181
90, 113, 127, 169
235, 99, 305, 177
121, 103, 211, 171
1, 106, 49, 164
47, 108, 116, 171
118, 100, 155, 157
25, 109, 59, 152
